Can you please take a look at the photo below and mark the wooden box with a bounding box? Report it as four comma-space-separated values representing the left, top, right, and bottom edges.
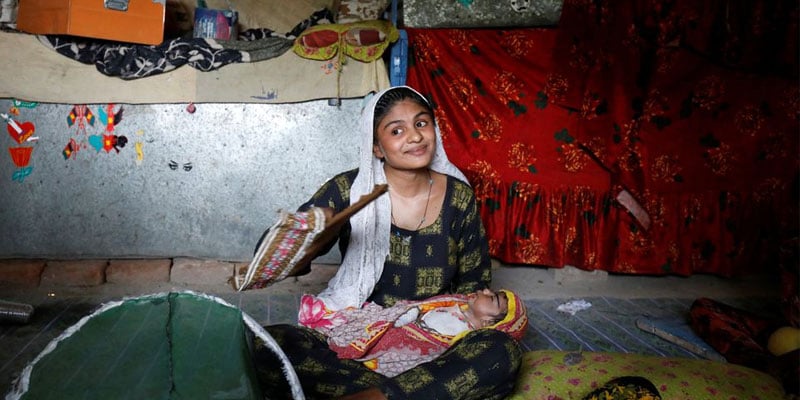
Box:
17, 0, 165, 45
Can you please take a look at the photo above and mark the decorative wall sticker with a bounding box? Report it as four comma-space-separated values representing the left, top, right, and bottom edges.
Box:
63, 103, 135, 161
2, 113, 35, 144
97, 104, 123, 132
168, 160, 193, 171
9, 100, 37, 118
135, 142, 144, 165
62, 138, 79, 159
12, 100, 38, 109
88, 135, 104, 152
67, 105, 95, 129
102, 134, 128, 153
5, 107, 37, 183
102, 134, 116, 152
9, 146, 32, 167
8, 146, 33, 182
63, 104, 95, 160
88, 134, 128, 153
11, 167, 32, 182
134, 129, 145, 166
82, 105, 127, 155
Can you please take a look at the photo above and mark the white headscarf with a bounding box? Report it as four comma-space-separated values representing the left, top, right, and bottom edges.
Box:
316, 86, 469, 311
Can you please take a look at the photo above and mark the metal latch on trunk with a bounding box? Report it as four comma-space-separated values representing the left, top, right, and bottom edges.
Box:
104, 0, 129, 11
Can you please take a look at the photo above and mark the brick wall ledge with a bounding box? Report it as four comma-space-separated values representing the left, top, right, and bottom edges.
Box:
0, 258, 245, 288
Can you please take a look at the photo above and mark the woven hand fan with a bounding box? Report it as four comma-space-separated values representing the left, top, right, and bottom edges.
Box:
234, 184, 388, 291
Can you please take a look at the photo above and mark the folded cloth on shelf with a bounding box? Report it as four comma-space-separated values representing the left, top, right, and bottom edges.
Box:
37, 8, 334, 80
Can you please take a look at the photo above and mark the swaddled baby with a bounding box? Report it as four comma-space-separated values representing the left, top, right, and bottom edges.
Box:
299, 288, 528, 377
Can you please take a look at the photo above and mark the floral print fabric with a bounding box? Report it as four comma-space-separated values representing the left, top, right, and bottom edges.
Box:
404, 0, 798, 276
508, 350, 786, 400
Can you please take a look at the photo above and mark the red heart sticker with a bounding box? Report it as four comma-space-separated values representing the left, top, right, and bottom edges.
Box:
7, 120, 34, 144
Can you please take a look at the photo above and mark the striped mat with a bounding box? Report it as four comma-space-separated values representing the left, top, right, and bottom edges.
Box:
521, 297, 706, 358
0, 294, 776, 395
520, 296, 779, 359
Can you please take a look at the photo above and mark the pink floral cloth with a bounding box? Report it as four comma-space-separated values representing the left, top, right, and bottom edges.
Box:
298, 293, 472, 377
298, 289, 529, 377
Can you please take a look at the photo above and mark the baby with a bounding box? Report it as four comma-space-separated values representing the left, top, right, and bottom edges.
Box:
405, 288, 513, 335
299, 288, 528, 377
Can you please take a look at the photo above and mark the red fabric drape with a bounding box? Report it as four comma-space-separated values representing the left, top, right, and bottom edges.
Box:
404, 1, 798, 276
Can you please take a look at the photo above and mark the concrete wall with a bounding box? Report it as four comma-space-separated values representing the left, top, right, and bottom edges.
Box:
0, 99, 363, 263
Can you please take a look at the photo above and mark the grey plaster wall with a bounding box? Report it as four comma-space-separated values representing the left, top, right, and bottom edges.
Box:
0, 99, 364, 262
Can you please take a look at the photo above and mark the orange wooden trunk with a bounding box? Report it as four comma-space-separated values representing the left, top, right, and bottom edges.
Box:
17, 0, 165, 45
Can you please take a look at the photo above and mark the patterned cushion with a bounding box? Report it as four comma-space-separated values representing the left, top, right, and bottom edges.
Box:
509, 350, 786, 400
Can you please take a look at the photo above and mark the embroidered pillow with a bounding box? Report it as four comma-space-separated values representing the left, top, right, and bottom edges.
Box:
234, 208, 326, 291
293, 20, 398, 62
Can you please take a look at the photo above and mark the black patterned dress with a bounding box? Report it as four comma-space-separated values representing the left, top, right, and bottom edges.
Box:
255, 169, 523, 400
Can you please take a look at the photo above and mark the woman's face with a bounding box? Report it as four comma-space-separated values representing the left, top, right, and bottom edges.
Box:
372, 99, 436, 170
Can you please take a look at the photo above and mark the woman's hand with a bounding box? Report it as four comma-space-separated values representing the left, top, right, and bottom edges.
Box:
319, 207, 335, 225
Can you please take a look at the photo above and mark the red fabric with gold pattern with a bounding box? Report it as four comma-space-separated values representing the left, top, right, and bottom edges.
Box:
404, 0, 798, 277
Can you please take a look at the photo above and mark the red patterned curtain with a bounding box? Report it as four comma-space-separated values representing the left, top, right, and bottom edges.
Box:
404, 0, 798, 276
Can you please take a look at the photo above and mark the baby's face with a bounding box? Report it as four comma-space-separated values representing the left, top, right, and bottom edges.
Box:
469, 288, 508, 325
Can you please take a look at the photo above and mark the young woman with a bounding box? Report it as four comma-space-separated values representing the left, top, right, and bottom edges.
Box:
255, 86, 523, 400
